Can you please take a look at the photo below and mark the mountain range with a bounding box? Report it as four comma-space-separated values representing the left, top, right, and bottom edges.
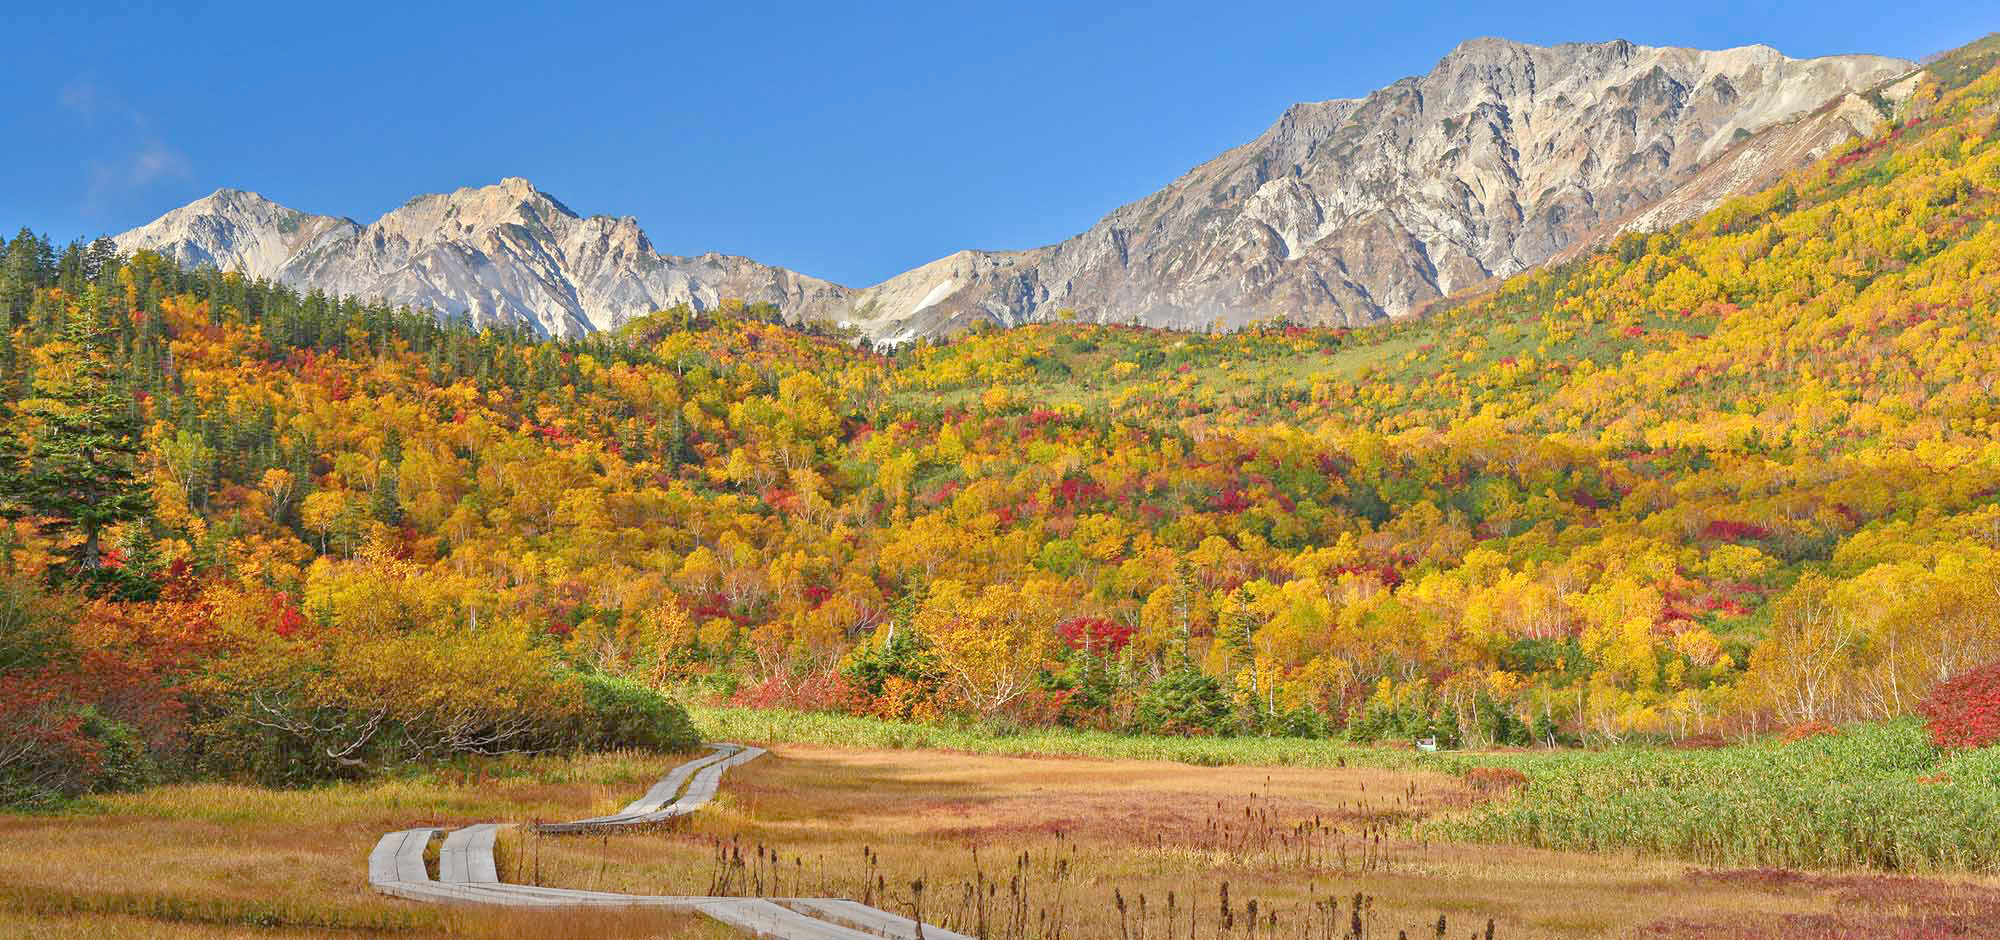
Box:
114, 37, 1918, 342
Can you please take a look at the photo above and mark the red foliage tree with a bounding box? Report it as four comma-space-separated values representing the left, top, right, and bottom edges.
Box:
0, 670, 103, 799
1056, 616, 1135, 655
1917, 661, 2000, 750
729, 670, 862, 712
1702, 519, 1772, 542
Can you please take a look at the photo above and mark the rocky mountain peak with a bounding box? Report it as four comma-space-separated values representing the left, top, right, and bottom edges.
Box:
1440, 35, 1552, 66
193, 187, 278, 210
117, 176, 849, 338
114, 37, 1920, 343
379, 178, 581, 243
841, 37, 1916, 338
118, 187, 355, 277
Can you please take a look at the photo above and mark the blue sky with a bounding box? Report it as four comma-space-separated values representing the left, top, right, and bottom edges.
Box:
3, 1, 1990, 286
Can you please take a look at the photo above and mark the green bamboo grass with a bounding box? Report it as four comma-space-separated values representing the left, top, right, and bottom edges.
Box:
692, 706, 2000, 873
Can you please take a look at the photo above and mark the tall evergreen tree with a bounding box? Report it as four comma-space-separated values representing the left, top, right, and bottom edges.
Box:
0, 307, 153, 586
84, 236, 120, 286
0, 227, 51, 326
371, 427, 403, 525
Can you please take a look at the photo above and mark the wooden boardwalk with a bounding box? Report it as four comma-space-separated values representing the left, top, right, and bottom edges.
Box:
367, 743, 971, 940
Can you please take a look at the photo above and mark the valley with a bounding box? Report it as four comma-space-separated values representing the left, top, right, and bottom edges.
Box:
3, 19, 2000, 940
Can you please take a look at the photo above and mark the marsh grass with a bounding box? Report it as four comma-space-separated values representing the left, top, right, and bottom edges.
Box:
0, 749, 725, 939
0, 883, 730, 940
1436, 722, 2000, 873
511, 748, 1458, 938
686, 704, 1432, 769
10, 734, 1999, 938
510, 744, 1992, 939
694, 705, 2000, 875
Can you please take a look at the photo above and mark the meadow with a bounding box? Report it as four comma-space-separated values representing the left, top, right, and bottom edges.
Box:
0, 750, 734, 939
7, 727, 1996, 938
694, 706, 2000, 872
505, 741, 2000, 939
1441, 721, 2000, 872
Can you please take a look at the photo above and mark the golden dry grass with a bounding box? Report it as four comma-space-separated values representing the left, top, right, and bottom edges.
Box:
5, 744, 1997, 939
0, 750, 735, 939
510, 745, 2000, 939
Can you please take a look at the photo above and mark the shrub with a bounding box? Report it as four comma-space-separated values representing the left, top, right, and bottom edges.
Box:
1270, 704, 1326, 738
1463, 767, 1528, 797
1676, 731, 1728, 749
189, 647, 589, 785
0, 578, 169, 805
574, 673, 701, 753
1428, 708, 1464, 750
1132, 665, 1235, 737
76, 708, 161, 792
1530, 712, 1579, 748
0, 670, 101, 806
0, 576, 76, 675
1781, 720, 1841, 743
729, 669, 859, 712
1472, 692, 1532, 747
840, 626, 940, 703
1918, 661, 2000, 750
1345, 700, 1394, 744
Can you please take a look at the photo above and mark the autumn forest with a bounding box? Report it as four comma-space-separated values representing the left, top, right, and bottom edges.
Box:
6, 38, 2000, 822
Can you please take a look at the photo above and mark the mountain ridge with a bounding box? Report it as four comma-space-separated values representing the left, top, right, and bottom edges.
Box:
115, 37, 1918, 341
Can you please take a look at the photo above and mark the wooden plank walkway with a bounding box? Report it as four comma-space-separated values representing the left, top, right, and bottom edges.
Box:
366, 743, 973, 940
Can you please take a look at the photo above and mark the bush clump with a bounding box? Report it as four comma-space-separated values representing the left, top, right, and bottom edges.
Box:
1132, 664, 1235, 736
1919, 661, 2000, 750
573, 672, 701, 753
0, 578, 171, 806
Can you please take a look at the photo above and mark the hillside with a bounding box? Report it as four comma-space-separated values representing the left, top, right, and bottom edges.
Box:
113, 39, 1913, 341
4, 34, 2000, 810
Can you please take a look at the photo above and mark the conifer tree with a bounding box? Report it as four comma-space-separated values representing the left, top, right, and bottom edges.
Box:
0, 307, 153, 586
371, 427, 403, 525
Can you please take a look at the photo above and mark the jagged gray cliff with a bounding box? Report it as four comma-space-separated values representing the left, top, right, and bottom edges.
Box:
116, 180, 847, 338
116, 38, 1915, 341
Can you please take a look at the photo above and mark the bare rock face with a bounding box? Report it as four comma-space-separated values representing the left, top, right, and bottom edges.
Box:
118, 178, 848, 337
1604, 70, 1928, 239
116, 39, 1914, 341
853, 39, 1915, 337
121, 188, 360, 277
